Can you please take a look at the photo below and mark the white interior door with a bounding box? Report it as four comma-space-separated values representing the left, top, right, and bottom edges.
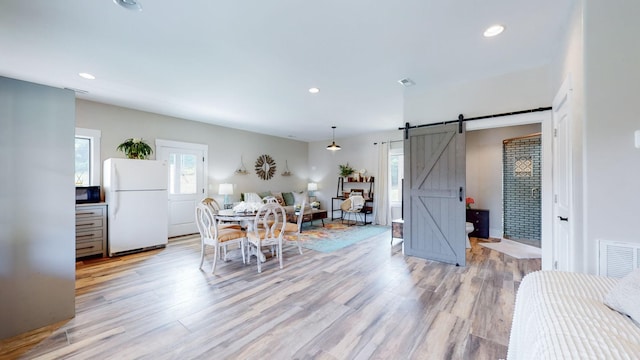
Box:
156, 140, 208, 237
552, 76, 573, 271
404, 123, 466, 266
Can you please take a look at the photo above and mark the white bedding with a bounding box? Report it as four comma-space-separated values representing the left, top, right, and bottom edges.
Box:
507, 271, 640, 359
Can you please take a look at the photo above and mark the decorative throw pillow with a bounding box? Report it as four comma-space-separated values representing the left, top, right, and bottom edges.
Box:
292, 191, 308, 206
258, 191, 272, 199
604, 268, 640, 325
272, 192, 285, 205
282, 192, 295, 206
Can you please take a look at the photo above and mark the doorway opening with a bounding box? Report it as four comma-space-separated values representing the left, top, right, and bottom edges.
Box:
156, 139, 208, 238
502, 133, 542, 247
466, 123, 542, 242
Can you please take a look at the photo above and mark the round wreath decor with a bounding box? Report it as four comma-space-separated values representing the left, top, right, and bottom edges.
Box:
255, 154, 276, 180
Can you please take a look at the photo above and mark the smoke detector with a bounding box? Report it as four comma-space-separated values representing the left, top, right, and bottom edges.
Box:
398, 78, 415, 87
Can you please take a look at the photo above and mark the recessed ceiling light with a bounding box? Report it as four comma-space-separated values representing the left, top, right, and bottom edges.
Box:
78, 73, 95, 80
483, 24, 505, 37
113, 0, 142, 11
309, 87, 320, 94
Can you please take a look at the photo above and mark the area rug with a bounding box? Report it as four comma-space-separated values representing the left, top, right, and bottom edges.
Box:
479, 238, 542, 259
294, 220, 389, 253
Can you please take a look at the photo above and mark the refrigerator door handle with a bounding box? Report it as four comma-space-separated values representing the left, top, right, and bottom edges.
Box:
113, 190, 119, 217
113, 165, 120, 192
113, 165, 119, 217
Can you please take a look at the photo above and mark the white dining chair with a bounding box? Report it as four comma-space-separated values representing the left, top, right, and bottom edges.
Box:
201, 197, 242, 230
247, 202, 287, 273
283, 199, 305, 255
195, 203, 246, 274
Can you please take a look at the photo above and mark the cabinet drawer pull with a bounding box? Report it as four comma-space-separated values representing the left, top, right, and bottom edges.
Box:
77, 223, 95, 227
77, 245, 95, 250
77, 212, 96, 216
77, 234, 94, 238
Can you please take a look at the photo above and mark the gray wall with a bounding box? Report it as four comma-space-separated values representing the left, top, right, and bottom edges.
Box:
0, 77, 76, 339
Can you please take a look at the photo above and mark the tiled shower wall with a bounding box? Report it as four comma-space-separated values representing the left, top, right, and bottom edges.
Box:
502, 135, 541, 241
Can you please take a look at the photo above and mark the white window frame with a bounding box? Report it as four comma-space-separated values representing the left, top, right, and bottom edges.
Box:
75, 127, 101, 186
389, 145, 404, 207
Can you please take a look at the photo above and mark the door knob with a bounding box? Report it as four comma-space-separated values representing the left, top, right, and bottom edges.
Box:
558, 216, 568, 222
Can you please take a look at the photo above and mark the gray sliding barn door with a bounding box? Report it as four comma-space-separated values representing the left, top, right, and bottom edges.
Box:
403, 123, 466, 266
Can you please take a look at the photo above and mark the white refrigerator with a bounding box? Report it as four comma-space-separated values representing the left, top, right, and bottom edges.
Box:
103, 158, 168, 256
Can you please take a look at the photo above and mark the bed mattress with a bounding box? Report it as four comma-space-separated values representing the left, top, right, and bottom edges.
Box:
507, 271, 640, 359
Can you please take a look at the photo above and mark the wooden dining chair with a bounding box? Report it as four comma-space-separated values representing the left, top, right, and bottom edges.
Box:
195, 203, 246, 274
247, 202, 287, 273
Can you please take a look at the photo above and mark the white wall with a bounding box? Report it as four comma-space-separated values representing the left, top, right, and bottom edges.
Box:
467, 124, 541, 238
404, 66, 553, 236
550, 0, 640, 274
308, 129, 403, 218
404, 65, 553, 126
0, 77, 76, 339
550, 0, 587, 272
76, 100, 309, 205
581, 0, 640, 274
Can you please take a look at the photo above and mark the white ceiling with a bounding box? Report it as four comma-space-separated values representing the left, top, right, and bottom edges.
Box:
0, 0, 572, 142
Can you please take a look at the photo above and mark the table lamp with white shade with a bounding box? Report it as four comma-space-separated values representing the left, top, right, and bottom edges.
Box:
307, 182, 318, 204
219, 183, 234, 209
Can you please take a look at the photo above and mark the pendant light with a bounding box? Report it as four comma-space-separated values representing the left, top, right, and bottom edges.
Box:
326, 126, 341, 151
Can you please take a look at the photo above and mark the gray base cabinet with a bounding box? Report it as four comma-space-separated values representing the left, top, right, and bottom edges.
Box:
75, 203, 107, 258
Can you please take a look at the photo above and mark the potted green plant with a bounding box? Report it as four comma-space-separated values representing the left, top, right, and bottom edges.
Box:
339, 163, 355, 178
117, 138, 153, 159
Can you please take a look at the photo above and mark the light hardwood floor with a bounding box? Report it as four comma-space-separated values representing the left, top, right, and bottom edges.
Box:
1, 230, 540, 359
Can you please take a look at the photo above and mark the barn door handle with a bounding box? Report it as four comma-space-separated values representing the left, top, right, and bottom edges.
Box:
459, 187, 463, 202
558, 216, 568, 222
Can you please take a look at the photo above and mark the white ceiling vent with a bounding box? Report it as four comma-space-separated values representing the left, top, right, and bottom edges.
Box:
398, 78, 415, 87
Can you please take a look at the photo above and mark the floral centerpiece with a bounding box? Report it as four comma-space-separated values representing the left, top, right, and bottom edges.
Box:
466, 197, 475, 209
232, 201, 261, 213
311, 201, 320, 209
117, 138, 153, 159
